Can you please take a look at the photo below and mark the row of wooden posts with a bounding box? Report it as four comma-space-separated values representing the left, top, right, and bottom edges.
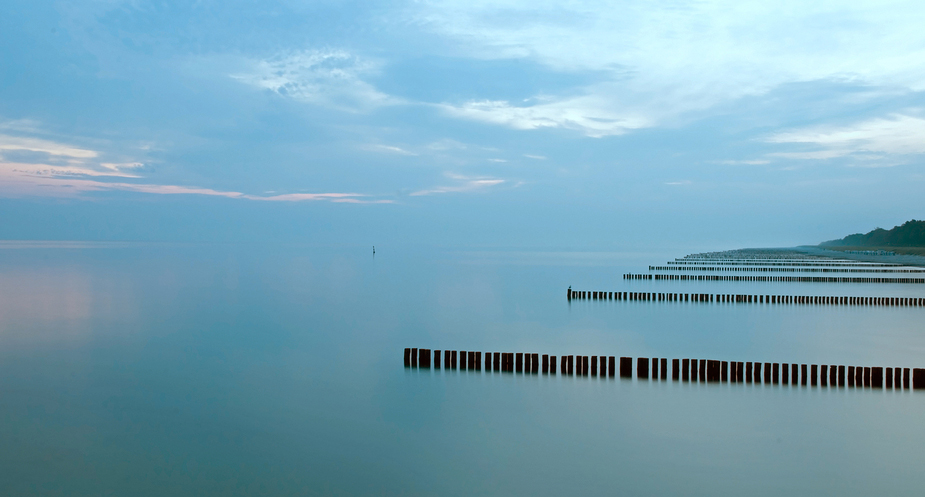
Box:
404, 348, 924, 390
667, 261, 900, 267
568, 290, 925, 307
625, 273, 925, 283
648, 266, 925, 274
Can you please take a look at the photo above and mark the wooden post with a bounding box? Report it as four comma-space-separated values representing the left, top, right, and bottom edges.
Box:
652, 357, 659, 379
820, 365, 828, 386
421, 349, 431, 368
864, 367, 871, 387
801, 364, 807, 386
451, 350, 457, 369
764, 363, 771, 384
782, 363, 789, 384
620, 357, 632, 378
609, 356, 616, 377
532, 353, 539, 374
494, 352, 500, 372
446, 350, 452, 369
773, 363, 779, 384
543, 354, 549, 374
561, 355, 567, 375
838, 365, 845, 387
872, 367, 883, 388
411, 348, 418, 367
637, 357, 649, 379
731, 361, 738, 383
435, 350, 441, 368
791, 364, 798, 385
745, 362, 752, 382
516, 353, 523, 373
591, 356, 598, 376
811, 365, 817, 386
856, 366, 863, 387
673, 359, 680, 380
551, 355, 557, 374
682, 359, 690, 381
474, 351, 481, 370
754, 362, 762, 383
738, 362, 745, 382
459, 351, 466, 370
568, 355, 574, 375
404, 348, 411, 367
661, 358, 668, 380
829, 365, 837, 386
905, 368, 912, 389
708, 360, 720, 382
886, 367, 893, 389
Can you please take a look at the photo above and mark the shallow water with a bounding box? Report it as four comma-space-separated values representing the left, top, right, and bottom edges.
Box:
1, 244, 923, 495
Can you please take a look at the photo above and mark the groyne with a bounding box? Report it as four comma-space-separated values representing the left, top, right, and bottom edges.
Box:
404, 348, 924, 389
568, 290, 924, 306
624, 273, 925, 283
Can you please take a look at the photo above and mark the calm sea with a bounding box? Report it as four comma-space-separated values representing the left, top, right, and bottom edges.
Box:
1, 243, 923, 496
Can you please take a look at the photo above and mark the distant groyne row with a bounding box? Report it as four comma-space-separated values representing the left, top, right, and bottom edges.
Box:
568, 290, 924, 307
624, 273, 925, 284
667, 260, 902, 267
404, 348, 924, 390
648, 266, 925, 274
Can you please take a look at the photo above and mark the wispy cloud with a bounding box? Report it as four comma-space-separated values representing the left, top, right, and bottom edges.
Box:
410, 172, 506, 196
361, 144, 418, 156
0, 133, 142, 179
437, 96, 651, 137
0, 134, 98, 159
0, 171, 391, 203
766, 114, 925, 161
407, 1, 925, 136
231, 49, 398, 112
0, 128, 391, 203
716, 159, 771, 165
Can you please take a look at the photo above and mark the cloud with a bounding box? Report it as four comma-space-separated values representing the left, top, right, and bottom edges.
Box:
437, 96, 651, 137
0, 128, 391, 203
0, 134, 98, 159
406, 1, 925, 135
362, 144, 418, 155
766, 114, 925, 160
716, 159, 771, 165
410, 172, 506, 196
665, 180, 691, 186
524, 154, 547, 160
0, 170, 390, 203
0, 133, 141, 179
231, 49, 398, 112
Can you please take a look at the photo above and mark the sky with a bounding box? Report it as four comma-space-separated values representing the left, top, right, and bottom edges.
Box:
2, 0, 925, 249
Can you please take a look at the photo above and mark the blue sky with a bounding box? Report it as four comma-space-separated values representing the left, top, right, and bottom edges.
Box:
2, 0, 925, 248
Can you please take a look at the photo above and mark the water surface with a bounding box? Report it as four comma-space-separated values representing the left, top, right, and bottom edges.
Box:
1, 244, 923, 495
